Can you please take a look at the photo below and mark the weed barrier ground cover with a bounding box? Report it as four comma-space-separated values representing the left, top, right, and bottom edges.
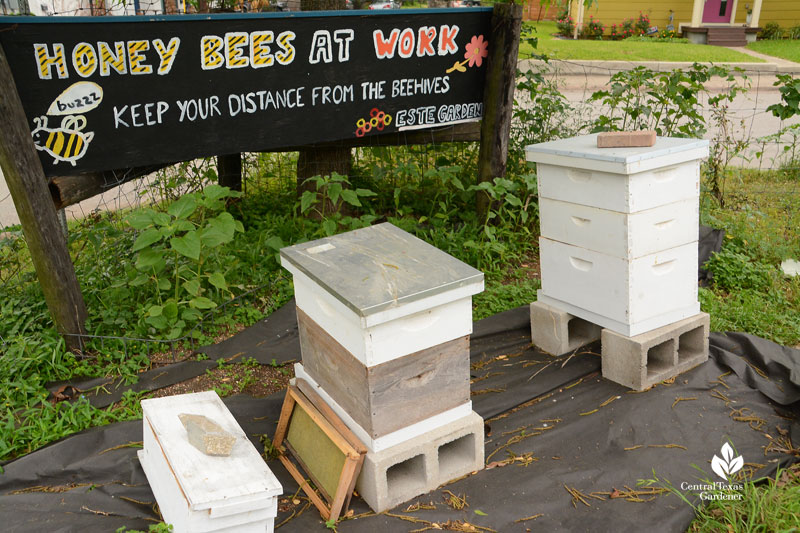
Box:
1, 302, 797, 532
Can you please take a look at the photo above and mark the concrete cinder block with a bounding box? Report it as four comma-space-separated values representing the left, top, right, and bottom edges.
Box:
530, 300, 601, 356
356, 411, 484, 513
601, 312, 709, 390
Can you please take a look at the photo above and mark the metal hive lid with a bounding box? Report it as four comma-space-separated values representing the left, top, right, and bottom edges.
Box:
279, 223, 484, 317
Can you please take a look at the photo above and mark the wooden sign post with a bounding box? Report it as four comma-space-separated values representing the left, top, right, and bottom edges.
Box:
477, 2, 522, 219
0, 45, 87, 350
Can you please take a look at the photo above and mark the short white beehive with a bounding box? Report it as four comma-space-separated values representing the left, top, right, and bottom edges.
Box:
526, 134, 710, 337
280, 222, 484, 368
139, 391, 282, 533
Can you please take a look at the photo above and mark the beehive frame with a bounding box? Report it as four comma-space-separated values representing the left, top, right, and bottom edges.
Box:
273, 381, 366, 521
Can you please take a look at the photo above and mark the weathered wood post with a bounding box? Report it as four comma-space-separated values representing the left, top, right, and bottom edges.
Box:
476, 2, 522, 220
0, 45, 87, 350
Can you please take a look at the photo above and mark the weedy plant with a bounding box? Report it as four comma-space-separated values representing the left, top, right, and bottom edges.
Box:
126, 184, 244, 339
297, 172, 378, 236
589, 64, 739, 138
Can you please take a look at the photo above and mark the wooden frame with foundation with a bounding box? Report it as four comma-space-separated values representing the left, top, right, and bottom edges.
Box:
273, 380, 367, 522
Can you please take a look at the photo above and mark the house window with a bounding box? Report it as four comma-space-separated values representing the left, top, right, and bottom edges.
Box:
719, 0, 728, 17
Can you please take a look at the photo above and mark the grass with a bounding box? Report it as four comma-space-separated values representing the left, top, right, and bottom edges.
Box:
700, 167, 800, 347
688, 464, 800, 531
747, 39, 800, 63
519, 21, 764, 63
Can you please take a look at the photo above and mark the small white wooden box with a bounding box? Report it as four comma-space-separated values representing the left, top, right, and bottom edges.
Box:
139, 391, 282, 533
539, 197, 698, 259
280, 223, 484, 367
528, 134, 708, 213
538, 237, 699, 337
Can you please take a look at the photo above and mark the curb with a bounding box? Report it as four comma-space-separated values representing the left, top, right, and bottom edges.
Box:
518, 58, 800, 76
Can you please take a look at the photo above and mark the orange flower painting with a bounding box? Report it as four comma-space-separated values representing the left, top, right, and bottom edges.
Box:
446, 34, 489, 74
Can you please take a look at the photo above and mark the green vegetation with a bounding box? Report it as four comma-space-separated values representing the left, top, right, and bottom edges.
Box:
642, 464, 800, 532
747, 39, 800, 63
519, 21, 764, 62
688, 464, 800, 531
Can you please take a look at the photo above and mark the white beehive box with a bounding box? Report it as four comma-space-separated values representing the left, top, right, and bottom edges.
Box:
139, 391, 282, 533
280, 222, 484, 367
527, 134, 709, 337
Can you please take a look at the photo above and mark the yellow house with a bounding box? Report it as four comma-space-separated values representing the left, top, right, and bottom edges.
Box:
565, 0, 800, 44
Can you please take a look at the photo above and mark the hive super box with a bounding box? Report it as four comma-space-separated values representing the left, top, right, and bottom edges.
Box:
139, 391, 282, 533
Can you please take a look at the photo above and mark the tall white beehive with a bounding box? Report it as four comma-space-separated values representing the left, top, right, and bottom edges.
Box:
526, 134, 709, 337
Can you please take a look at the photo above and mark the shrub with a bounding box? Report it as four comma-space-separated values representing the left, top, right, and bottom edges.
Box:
759, 22, 784, 40
580, 16, 605, 40
787, 24, 800, 40
658, 28, 678, 39
620, 17, 636, 39
555, 7, 575, 37
634, 12, 650, 36
609, 24, 621, 40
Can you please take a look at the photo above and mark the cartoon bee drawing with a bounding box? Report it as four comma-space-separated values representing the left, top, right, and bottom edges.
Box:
31, 115, 94, 166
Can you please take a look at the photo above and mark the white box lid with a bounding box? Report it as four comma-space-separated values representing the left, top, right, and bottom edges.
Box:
279, 222, 484, 318
141, 391, 282, 511
525, 134, 709, 174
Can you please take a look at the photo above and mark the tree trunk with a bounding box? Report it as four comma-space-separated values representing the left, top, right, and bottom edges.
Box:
217, 153, 242, 192
0, 45, 87, 351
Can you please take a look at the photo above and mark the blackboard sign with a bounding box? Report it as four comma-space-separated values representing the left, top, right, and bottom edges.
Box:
0, 9, 492, 177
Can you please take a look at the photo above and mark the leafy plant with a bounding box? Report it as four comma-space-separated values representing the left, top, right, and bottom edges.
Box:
703, 69, 751, 207
116, 523, 173, 533
759, 22, 784, 40
126, 184, 244, 339
580, 16, 604, 40
298, 172, 377, 236
589, 64, 742, 139
634, 12, 650, 35
620, 17, 636, 39
511, 63, 579, 173
704, 244, 774, 293
766, 73, 800, 121
555, 7, 574, 37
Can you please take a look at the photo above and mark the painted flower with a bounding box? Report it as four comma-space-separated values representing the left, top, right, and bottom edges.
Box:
463, 35, 489, 68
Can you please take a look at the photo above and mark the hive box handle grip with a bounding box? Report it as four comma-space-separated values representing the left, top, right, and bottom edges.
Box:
569, 257, 593, 271
654, 219, 675, 229
652, 259, 676, 275
567, 169, 592, 183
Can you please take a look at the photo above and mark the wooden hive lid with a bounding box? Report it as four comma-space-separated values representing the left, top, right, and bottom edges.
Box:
141, 391, 282, 512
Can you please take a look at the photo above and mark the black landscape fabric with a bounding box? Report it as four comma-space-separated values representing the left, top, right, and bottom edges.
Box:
3, 304, 799, 533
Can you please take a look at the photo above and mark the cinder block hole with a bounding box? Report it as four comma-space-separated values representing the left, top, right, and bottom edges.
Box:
386, 454, 426, 497
568, 317, 600, 346
438, 434, 476, 482
678, 326, 705, 362
646, 339, 675, 378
